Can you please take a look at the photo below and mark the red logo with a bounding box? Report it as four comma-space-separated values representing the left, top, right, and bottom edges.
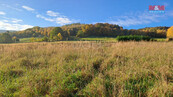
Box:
149, 5, 165, 11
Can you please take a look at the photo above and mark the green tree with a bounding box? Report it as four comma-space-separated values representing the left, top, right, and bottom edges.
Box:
50, 27, 63, 41
76, 30, 85, 37
0, 33, 13, 43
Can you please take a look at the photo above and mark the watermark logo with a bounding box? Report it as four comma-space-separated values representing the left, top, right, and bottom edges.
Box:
149, 5, 165, 13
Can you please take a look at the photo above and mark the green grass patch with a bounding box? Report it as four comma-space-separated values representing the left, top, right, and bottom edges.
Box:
80, 37, 117, 42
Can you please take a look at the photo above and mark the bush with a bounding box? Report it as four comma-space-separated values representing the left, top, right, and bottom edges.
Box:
0, 33, 13, 43
117, 35, 151, 41
42, 36, 49, 42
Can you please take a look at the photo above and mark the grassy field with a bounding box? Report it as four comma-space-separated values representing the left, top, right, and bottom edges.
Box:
19, 37, 118, 43
19, 37, 43, 43
19, 37, 166, 43
0, 41, 172, 96
154, 38, 167, 42
80, 37, 117, 42
19, 38, 32, 43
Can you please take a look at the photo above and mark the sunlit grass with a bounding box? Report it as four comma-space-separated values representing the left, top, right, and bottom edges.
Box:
0, 41, 172, 96
80, 37, 117, 42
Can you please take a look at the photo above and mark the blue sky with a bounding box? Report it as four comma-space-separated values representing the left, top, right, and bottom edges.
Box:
0, 0, 173, 30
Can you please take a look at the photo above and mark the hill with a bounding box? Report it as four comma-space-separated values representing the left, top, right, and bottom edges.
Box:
138, 26, 169, 38
8, 23, 170, 39
0, 30, 16, 33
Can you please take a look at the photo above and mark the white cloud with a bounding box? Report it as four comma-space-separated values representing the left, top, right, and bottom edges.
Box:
0, 21, 33, 30
108, 12, 165, 26
2, 20, 8, 22
11, 18, 23, 23
1, 17, 23, 23
0, 18, 33, 30
47, 11, 59, 17
55, 17, 72, 25
0, 11, 6, 15
22, 6, 35, 11
36, 14, 54, 22
1, 4, 22, 11
36, 11, 74, 25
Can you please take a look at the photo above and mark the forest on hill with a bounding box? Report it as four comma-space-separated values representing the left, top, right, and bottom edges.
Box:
9, 23, 169, 38
0, 23, 170, 43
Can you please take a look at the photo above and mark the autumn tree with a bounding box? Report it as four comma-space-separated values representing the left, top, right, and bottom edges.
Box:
57, 33, 63, 40
12, 36, 17, 43
167, 26, 173, 39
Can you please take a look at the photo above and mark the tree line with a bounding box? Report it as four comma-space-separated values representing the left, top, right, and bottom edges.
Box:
0, 23, 169, 43
0, 32, 19, 43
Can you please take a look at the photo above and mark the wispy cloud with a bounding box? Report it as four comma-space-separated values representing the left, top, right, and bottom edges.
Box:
36, 14, 54, 22
11, 18, 23, 23
0, 17, 33, 30
1, 4, 22, 11
0, 21, 33, 30
55, 17, 72, 25
108, 12, 166, 26
0, 11, 6, 15
21, 6, 77, 25
22, 6, 35, 11
0, 22, 33, 30
1, 4, 78, 28
36, 14, 73, 25
36, 10, 78, 25
47, 11, 59, 17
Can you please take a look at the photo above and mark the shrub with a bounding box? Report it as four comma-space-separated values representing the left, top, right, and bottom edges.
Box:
117, 35, 151, 41
42, 36, 49, 42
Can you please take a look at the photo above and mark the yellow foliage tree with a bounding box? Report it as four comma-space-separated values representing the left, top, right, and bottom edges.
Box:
57, 33, 63, 40
167, 26, 173, 38
12, 36, 17, 43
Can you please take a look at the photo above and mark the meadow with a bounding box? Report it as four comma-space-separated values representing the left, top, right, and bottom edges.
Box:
19, 37, 166, 43
19, 37, 118, 43
0, 41, 172, 97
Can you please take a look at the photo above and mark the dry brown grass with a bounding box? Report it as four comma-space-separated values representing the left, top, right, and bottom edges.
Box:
0, 41, 172, 97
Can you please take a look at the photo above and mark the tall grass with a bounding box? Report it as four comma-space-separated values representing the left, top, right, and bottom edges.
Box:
0, 41, 172, 96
